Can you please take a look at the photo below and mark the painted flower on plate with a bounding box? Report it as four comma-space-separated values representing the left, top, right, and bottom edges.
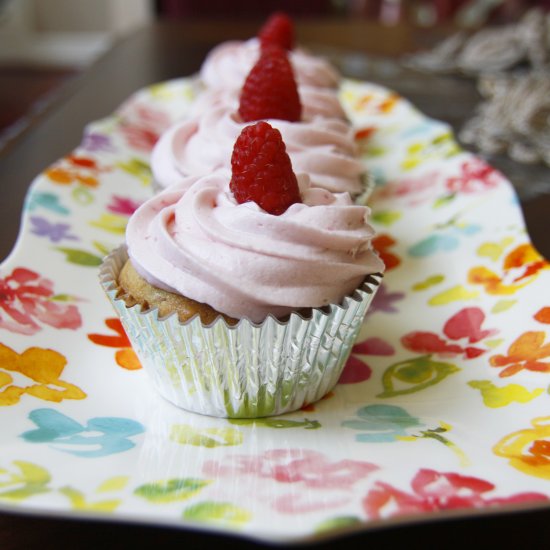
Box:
489, 331, 550, 377
363, 468, 548, 520
445, 158, 504, 195
118, 103, 172, 152
202, 449, 379, 514
0, 267, 81, 335
493, 416, 550, 480
339, 337, 395, 384
401, 306, 497, 359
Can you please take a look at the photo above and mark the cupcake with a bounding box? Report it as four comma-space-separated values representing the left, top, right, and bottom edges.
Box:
152, 45, 366, 198
194, 12, 346, 126
199, 12, 340, 93
100, 122, 384, 418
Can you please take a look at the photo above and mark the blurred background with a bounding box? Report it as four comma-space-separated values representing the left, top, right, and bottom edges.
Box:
0, 0, 548, 152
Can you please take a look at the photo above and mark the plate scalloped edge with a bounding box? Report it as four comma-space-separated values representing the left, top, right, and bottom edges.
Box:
0, 75, 549, 544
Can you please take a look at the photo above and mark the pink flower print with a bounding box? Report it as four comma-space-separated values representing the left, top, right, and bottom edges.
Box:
203, 449, 379, 515
107, 195, 142, 216
0, 268, 81, 335
363, 468, 548, 520
401, 307, 497, 359
120, 125, 159, 152
446, 158, 504, 194
119, 104, 172, 152
203, 449, 378, 490
339, 337, 395, 384
373, 170, 441, 206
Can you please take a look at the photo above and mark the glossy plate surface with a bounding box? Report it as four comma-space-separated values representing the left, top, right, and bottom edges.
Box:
1, 77, 549, 544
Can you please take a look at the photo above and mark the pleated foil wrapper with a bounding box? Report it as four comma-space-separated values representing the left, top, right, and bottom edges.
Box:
356, 172, 376, 206
99, 246, 382, 418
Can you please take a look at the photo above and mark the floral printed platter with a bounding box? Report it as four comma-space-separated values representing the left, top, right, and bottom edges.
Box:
1, 76, 549, 545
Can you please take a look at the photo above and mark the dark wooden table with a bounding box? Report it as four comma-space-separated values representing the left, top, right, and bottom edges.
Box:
1, 18, 549, 549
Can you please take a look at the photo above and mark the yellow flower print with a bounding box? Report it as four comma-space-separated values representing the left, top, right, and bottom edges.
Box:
493, 417, 550, 480
401, 132, 461, 171
0, 343, 86, 406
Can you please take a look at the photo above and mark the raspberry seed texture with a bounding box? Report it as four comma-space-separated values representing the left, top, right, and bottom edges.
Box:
230, 121, 302, 216
238, 46, 301, 123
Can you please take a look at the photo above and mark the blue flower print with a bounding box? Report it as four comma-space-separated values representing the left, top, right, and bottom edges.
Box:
342, 404, 423, 442
408, 224, 481, 257
20, 408, 145, 458
25, 192, 69, 215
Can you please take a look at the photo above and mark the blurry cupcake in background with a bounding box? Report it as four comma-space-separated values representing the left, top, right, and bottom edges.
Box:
152, 45, 366, 199
199, 12, 340, 93
100, 121, 384, 418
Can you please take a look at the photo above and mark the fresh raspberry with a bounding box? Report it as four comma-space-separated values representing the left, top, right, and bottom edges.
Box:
258, 11, 295, 51
238, 46, 301, 123
230, 121, 302, 215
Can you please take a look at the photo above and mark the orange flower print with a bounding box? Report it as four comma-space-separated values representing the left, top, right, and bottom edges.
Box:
468, 243, 549, 295
0, 343, 86, 406
534, 307, 550, 324
353, 92, 400, 114
45, 154, 108, 188
372, 234, 400, 271
354, 127, 377, 155
353, 92, 400, 115
354, 127, 376, 141
87, 318, 141, 370
493, 417, 550, 480
489, 331, 550, 377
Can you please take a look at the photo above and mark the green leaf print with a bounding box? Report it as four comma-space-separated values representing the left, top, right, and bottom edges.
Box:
55, 247, 103, 266
371, 210, 401, 226
117, 158, 152, 185
170, 424, 243, 447
377, 355, 460, 398
134, 478, 210, 503
182, 501, 251, 526
228, 418, 321, 430
92, 241, 114, 257
315, 516, 363, 534
433, 193, 456, 208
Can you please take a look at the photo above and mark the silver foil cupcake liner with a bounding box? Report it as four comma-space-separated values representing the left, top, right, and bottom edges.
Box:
356, 172, 376, 205
99, 246, 382, 418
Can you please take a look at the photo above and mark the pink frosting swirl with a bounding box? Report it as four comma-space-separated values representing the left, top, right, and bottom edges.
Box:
190, 84, 347, 122
126, 172, 384, 323
200, 38, 340, 91
151, 105, 364, 195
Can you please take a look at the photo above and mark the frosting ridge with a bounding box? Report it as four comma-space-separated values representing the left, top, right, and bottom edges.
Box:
126, 173, 384, 323
151, 105, 364, 195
